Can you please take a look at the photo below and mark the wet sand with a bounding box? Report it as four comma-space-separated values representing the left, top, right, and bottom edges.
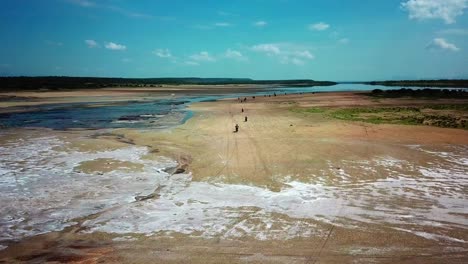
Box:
0, 91, 467, 263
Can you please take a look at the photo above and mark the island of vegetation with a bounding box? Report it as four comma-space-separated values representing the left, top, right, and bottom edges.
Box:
368, 87, 468, 98
291, 88, 468, 130
363, 79, 468, 88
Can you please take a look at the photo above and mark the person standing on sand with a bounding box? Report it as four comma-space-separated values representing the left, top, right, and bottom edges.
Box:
241, 108, 244, 113
235, 124, 239, 132
245, 116, 248, 122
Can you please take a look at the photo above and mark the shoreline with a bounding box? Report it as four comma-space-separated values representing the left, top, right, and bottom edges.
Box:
3, 82, 466, 110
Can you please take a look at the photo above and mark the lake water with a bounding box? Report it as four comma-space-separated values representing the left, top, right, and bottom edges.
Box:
0, 84, 465, 130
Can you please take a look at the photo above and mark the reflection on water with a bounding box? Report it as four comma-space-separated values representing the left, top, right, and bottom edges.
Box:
0, 84, 465, 130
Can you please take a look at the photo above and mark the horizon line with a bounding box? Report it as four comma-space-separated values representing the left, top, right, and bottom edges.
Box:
1, 76, 468, 83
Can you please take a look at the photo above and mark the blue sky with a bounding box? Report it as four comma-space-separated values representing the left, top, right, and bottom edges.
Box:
0, 0, 467, 81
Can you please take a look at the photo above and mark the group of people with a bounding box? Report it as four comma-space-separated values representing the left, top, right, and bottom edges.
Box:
234, 109, 248, 133
234, 91, 303, 132
238, 97, 248, 103
234, 97, 255, 132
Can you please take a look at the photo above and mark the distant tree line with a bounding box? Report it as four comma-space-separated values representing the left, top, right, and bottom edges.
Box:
370, 88, 468, 98
0, 77, 337, 91
365, 79, 468, 88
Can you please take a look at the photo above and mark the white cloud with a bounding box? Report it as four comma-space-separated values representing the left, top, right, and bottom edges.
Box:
68, 0, 95, 7
437, 28, 468, 35
254, 21, 267, 27
215, 22, 232, 27
291, 58, 305, 65
107, 6, 153, 19
309, 22, 330, 31
426, 38, 460, 51
252, 44, 281, 55
193, 22, 233, 30
184, 61, 199, 66
189, 51, 216, 62
105, 42, 126, 51
281, 52, 315, 65
280, 57, 305, 65
224, 49, 248, 61
339, 38, 350, 44
153, 48, 172, 58
85, 39, 98, 48
401, 0, 468, 24
68, 0, 153, 19
251, 43, 315, 66
293, 50, 315, 59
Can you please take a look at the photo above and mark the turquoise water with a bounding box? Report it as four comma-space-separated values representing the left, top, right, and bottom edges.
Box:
0, 84, 465, 130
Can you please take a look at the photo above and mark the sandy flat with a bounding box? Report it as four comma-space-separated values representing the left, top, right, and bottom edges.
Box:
0, 91, 467, 263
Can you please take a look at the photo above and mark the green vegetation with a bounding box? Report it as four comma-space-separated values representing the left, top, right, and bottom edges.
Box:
425, 104, 468, 111
330, 107, 423, 125
293, 105, 468, 129
290, 107, 326, 114
0, 77, 336, 91
368, 88, 468, 98
364, 79, 468, 88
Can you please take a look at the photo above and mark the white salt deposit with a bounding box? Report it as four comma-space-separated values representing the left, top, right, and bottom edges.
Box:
83, 178, 339, 239
393, 228, 467, 243
84, 148, 468, 242
0, 132, 176, 249
0, 132, 467, 250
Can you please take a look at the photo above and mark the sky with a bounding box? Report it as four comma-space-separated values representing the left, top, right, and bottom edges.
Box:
0, 0, 467, 81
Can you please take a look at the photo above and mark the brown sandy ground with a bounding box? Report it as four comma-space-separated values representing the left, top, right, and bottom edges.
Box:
116, 92, 468, 190
1, 92, 468, 263
1, 226, 467, 264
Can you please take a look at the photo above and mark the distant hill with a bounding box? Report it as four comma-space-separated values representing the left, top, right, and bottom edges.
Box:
364, 79, 468, 88
0, 77, 337, 91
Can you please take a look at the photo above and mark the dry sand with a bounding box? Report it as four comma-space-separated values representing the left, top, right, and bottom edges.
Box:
117, 92, 468, 188
0, 91, 467, 263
